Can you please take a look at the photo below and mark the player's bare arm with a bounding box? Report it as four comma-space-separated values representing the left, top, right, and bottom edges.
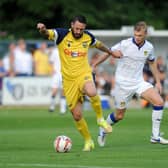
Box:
37, 23, 49, 38
95, 41, 111, 54
148, 60, 162, 93
95, 41, 122, 58
91, 53, 110, 72
91, 50, 122, 72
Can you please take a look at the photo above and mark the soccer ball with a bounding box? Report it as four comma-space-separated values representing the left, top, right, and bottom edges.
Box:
54, 135, 72, 153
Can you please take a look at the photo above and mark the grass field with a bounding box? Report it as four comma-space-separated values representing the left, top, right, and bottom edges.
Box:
0, 106, 168, 168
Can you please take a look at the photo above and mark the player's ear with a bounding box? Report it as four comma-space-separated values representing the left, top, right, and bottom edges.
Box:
71, 22, 74, 28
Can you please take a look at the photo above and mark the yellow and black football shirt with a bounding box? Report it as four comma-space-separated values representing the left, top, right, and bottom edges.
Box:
48, 28, 99, 80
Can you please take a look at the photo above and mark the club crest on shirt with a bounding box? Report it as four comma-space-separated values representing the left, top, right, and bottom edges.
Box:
84, 76, 90, 80
82, 42, 88, 48
67, 41, 72, 47
120, 102, 126, 107
144, 51, 148, 56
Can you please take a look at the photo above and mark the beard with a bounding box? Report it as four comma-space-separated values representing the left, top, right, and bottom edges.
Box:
72, 30, 83, 39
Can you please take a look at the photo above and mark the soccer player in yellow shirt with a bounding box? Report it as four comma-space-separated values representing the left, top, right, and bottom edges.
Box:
37, 15, 120, 151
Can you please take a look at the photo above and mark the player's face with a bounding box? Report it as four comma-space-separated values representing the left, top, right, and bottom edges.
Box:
134, 29, 147, 46
71, 21, 86, 39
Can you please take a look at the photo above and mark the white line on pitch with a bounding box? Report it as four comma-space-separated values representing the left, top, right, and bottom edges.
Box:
0, 163, 123, 168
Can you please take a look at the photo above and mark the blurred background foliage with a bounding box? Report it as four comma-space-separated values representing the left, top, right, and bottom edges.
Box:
0, 0, 168, 39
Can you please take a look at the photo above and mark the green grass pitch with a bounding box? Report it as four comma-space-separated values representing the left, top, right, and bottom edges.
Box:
0, 106, 168, 168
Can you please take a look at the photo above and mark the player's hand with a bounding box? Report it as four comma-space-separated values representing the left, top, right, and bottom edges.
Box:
110, 50, 123, 58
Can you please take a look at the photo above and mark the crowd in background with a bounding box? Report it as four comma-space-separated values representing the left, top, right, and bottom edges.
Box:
0, 39, 168, 108
0, 39, 53, 78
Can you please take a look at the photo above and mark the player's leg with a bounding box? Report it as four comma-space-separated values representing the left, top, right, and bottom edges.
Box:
97, 84, 131, 146
98, 108, 126, 146
71, 101, 94, 151
106, 108, 126, 124
60, 93, 66, 114
65, 79, 94, 151
59, 75, 66, 114
100, 108, 126, 135
83, 80, 112, 133
49, 87, 58, 112
49, 74, 59, 112
141, 87, 168, 144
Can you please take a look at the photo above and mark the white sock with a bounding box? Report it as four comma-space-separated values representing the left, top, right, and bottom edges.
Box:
50, 96, 56, 109
106, 113, 117, 125
152, 106, 163, 139
99, 127, 105, 136
60, 97, 66, 114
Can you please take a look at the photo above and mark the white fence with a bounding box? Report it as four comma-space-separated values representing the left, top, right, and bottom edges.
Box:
2, 77, 52, 105
1, 77, 113, 109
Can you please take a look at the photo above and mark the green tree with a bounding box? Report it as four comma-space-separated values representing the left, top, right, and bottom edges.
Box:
0, 0, 168, 39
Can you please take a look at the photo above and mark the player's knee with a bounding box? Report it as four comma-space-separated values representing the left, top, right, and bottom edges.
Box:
84, 86, 97, 97
71, 110, 82, 121
72, 113, 82, 121
159, 99, 164, 106
87, 90, 97, 97
154, 100, 164, 107
116, 113, 124, 120
153, 97, 164, 106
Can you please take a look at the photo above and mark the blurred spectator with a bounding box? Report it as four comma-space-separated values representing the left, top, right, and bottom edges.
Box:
0, 59, 7, 87
156, 56, 168, 107
13, 39, 33, 76
156, 55, 167, 87
90, 52, 102, 93
141, 62, 154, 107
33, 42, 51, 76
0, 59, 7, 104
90, 52, 100, 66
107, 56, 116, 97
143, 62, 154, 84
90, 52, 112, 95
101, 71, 112, 95
90, 52, 115, 109
106, 56, 117, 76
3, 42, 16, 76
164, 94, 168, 108
48, 48, 66, 113
90, 52, 100, 87
141, 55, 167, 108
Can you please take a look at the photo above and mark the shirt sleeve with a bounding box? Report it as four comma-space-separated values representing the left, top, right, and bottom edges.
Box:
48, 29, 58, 41
147, 46, 155, 61
110, 41, 122, 51
92, 39, 102, 47
85, 30, 97, 46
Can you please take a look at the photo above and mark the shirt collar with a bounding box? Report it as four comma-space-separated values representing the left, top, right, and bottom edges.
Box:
132, 37, 145, 49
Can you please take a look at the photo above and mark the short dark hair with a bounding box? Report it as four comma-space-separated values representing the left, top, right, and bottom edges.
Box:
134, 21, 147, 33
71, 15, 87, 24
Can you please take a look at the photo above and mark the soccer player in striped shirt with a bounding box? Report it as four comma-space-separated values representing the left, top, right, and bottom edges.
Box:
37, 15, 121, 151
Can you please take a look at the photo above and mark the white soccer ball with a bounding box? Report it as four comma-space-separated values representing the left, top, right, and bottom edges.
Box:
54, 135, 72, 153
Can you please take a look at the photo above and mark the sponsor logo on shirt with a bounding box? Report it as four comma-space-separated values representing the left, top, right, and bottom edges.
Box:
64, 48, 86, 57
82, 42, 88, 48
